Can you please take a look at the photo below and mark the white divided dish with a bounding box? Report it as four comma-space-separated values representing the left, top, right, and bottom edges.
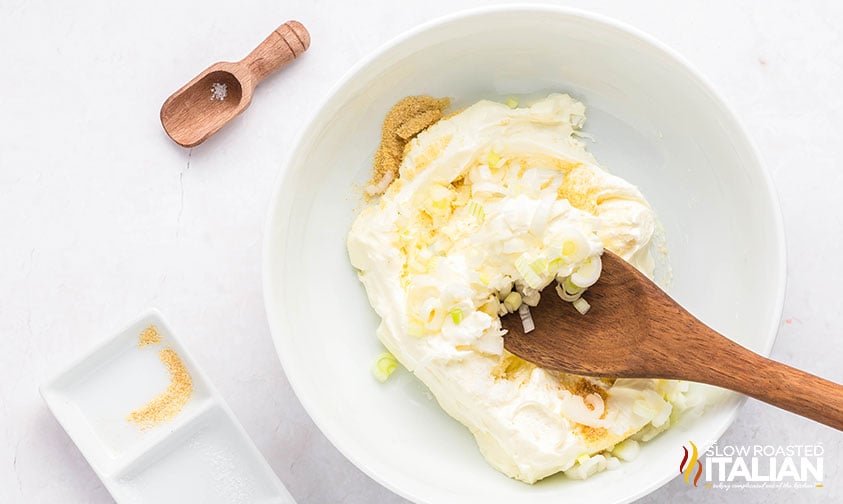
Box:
41, 309, 295, 504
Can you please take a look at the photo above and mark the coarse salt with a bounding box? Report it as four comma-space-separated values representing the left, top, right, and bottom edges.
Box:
210, 82, 228, 101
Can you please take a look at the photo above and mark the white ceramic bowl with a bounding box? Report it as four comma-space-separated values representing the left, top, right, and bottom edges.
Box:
263, 6, 786, 503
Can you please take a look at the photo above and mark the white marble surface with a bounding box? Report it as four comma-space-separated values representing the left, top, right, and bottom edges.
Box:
1, 0, 841, 502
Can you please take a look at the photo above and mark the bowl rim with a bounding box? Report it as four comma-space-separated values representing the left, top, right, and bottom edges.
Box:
262, 4, 787, 502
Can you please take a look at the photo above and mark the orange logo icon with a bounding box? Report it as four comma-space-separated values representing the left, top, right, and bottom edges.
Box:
680, 441, 703, 486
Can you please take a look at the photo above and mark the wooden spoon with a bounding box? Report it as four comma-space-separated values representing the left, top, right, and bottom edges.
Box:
501, 250, 843, 430
160, 21, 310, 147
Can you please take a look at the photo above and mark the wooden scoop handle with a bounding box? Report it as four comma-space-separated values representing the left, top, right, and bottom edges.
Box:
241, 21, 310, 84
680, 328, 843, 430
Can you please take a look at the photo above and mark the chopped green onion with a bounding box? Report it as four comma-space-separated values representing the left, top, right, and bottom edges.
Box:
428, 184, 452, 213
632, 399, 657, 418
573, 297, 591, 315
555, 282, 581, 302
480, 296, 501, 317
503, 292, 522, 313
467, 200, 485, 222
612, 439, 640, 462
518, 303, 535, 333
562, 276, 583, 295
487, 151, 502, 169
431, 199, 449, 210
506, 97, 519, 109
571, 255, 602, 288
514, 255, 529, 273
480, 297, 500, 317
522, 289, 540, 307
499, 282, 513, 298
529, 257, 548, 275
372, 352, 399, 383
450, 307, 464, 324
515, 255, 543, 289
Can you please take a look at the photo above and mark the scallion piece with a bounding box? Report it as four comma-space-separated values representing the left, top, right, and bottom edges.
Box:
450, 307, 464, 324
487, 151, 502, 169
467, 200, 485, 222
518, 304, 535, 333
503, 292, 522, 313
573, 297, 591, 315
372, 352, 399, 383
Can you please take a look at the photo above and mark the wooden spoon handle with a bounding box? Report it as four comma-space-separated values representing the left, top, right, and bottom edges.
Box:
685, 336, 843, 430
241, 21, 310, 84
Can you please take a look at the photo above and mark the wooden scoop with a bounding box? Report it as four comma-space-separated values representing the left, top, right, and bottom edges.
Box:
501, 250, 843, 430
160, 21, 310, 147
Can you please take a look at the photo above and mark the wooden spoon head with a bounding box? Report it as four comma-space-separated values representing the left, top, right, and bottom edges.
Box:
501, 250, 665, 378
160, 62, 252, 147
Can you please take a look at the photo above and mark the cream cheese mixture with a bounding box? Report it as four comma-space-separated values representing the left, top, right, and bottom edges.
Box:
347, 94, 701, 483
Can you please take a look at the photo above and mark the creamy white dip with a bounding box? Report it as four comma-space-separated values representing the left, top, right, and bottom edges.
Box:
348, 94, 699, 483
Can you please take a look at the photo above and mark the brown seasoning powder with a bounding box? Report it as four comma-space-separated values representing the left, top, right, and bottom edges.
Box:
127, 328, 193, 429
369, 95, 450, 193
576, 424, 609, 443
137, 325, 161, 347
